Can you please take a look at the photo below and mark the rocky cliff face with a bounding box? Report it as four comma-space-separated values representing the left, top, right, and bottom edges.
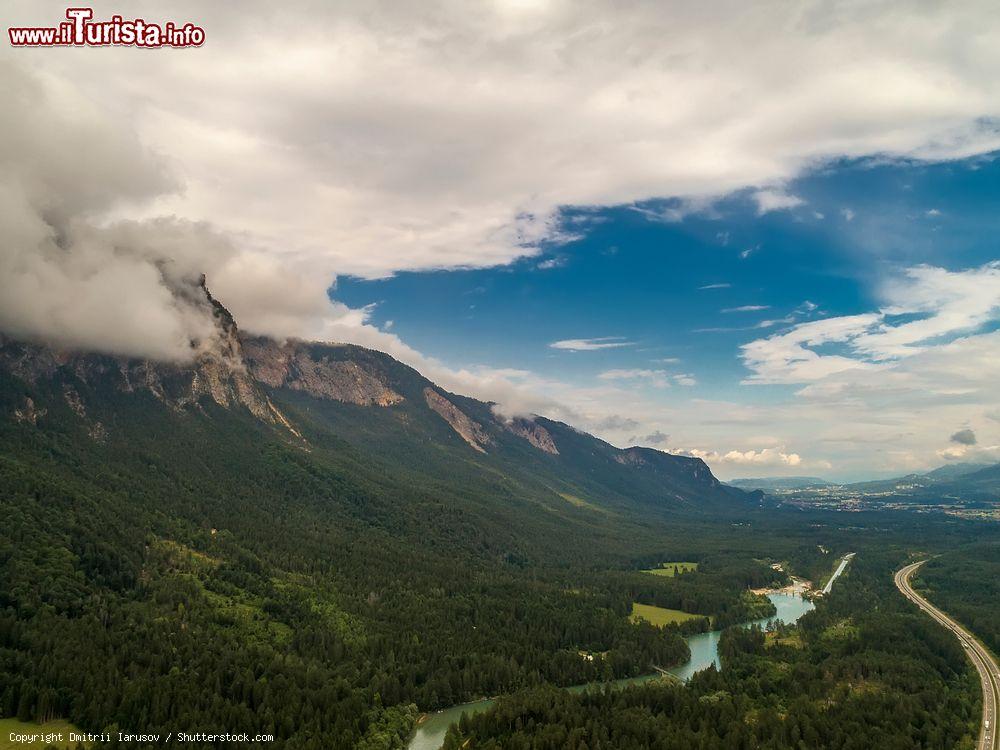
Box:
615, 446, 719, 486
242, 338, 403, 406
0, 279, 288, 430
506, 417, 559, 455
423, 387, 493, 453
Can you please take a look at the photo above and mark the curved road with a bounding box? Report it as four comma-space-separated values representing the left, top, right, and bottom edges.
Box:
895, 560, 999, 750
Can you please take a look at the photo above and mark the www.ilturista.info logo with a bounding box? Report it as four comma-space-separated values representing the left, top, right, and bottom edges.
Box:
8, 8, 205, 48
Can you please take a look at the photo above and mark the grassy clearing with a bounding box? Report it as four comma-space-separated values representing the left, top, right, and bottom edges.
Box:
147, 537, 220, 574
555, 491, 608, 513
819, 619, 859, 645
629, 602, 701, 626
641, 561, 698, 577
0, 718, 86, 750
766, 631, 804, 649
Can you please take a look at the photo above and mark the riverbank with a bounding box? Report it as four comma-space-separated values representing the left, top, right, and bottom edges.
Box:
406, 592, 816, 750
750, 552, 854, 599
751, 575, 812, 596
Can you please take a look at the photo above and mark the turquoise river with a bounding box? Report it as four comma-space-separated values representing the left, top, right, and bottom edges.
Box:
407, 591, 818, 750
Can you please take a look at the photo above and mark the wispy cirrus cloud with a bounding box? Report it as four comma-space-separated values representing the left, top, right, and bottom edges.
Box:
599, 369, 672, 388
752, 189, 806, 215
599, 369, 698, 387
722, 305, 770, 313
711, 262, 1000, 476
536, 256, 567, 270
550, 337, 632, 352
742, 262, 1000, 384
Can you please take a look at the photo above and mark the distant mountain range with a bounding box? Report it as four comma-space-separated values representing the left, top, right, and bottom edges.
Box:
729, 461, 1000, 504
727, 476, 833, 491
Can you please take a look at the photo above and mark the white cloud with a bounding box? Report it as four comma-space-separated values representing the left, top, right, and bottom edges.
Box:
679, 446, 804, 468
742, 313, 883, 383
629, 205, 685, 223
741, 261, 1000, 384
4, 0, 1000, 307
756, 316, 797, 329
855, 263, 1000, 359
599, 369, 697, 388
0, 63, 215, 361
752, 189, 806, 215
722, 305, 770, 313
841, 208, 856, 221
699, 283, 732, 290
937, 443, 1000, 462
600, 369, 671, 388
550, 337, 632, 351
536, 256, 567, 270
714, 262, 1000, 477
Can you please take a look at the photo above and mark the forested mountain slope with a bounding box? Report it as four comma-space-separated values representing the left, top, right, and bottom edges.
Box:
0, 286, 771, 748
1, 282, 754, 528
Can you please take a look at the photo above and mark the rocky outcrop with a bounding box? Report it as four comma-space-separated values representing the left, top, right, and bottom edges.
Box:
61, 384, 107, 442
424, 387, 492, 453
13, 396, 45, 425
63, 385, 86, 418
507, 417, 559, 455
242, 339, 403, 406
615, 446, 719, 486
1, 279, 291, 431
183, 282, 278, 423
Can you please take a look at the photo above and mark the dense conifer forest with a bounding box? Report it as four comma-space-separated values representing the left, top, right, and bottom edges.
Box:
914, 543, 1000, 658
442, 551, 983, 750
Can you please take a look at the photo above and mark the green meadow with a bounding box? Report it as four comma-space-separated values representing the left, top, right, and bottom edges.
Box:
642, 561, 699, 577
629, 602, 701, 626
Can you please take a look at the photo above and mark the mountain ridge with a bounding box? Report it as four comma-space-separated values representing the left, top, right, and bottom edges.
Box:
1, 282, 756, 518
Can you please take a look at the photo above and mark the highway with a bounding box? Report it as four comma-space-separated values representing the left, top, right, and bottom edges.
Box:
895, 561, 1000, 750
